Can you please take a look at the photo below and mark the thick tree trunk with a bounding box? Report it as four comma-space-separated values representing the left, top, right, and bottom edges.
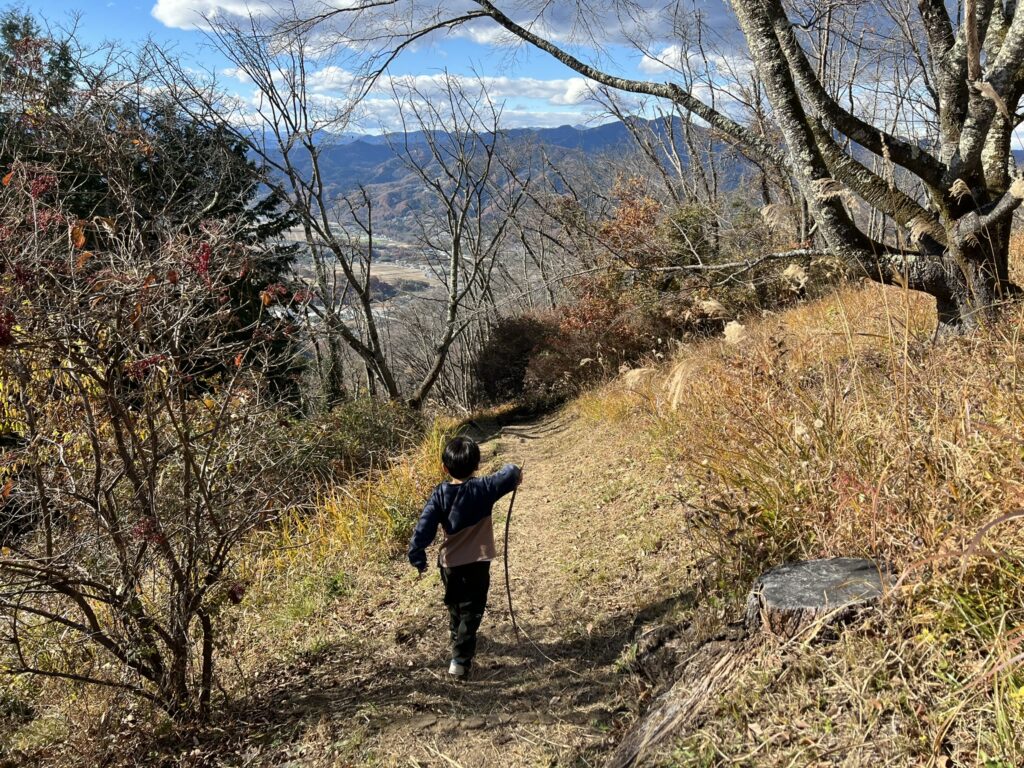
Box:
324, 334, 348, 406
933, 212, 1013, 334
162, 649, 190, 720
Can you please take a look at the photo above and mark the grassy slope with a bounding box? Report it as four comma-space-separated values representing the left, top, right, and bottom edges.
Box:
8, 282, 1024, 767
602, 283, 1024, 766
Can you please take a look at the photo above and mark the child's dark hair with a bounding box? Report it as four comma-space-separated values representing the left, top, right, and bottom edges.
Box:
442, 436, 480, 480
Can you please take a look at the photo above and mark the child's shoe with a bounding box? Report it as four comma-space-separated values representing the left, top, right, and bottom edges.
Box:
448, 660, 468, 679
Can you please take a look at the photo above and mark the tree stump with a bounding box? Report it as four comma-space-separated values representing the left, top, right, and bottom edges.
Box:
608, 559, 893, 767
745, 557, 891, 638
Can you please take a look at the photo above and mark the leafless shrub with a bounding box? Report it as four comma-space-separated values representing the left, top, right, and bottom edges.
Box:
0, 46, 297, 721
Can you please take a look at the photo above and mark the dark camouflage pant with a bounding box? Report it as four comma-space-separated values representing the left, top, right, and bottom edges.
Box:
440, 561, 491, 666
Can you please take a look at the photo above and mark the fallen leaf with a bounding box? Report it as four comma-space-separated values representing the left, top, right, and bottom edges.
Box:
698, 299, 728, 318
782, 263, 808, 290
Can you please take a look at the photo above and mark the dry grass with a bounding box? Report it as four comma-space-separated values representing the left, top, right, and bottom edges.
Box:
1009, 228, 1024, 286
574, 282, 1024, 766
220, 418, 456, 675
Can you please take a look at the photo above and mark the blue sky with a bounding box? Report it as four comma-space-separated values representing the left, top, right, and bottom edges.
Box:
30, 0, 697, 130
20, 2, 1024, 151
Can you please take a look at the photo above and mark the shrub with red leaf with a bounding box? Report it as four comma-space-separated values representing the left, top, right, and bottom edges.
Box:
0, 306, 14, 347
27, 173, 57, 199
190, 241, 212, 285
124, 354, 168, 381
259, 282, 289, 305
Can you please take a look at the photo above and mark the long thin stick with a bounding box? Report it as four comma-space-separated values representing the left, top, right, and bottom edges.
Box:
503, 466, 522, 643
498, 463, 606, 681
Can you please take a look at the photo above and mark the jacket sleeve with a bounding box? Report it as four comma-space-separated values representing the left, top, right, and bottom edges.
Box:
484, 464, 521, 502
408, 487, 442, 571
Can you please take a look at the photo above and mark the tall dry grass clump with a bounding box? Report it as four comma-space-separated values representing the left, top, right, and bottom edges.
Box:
270, 418, 452, 568
582, 284, 1024, 764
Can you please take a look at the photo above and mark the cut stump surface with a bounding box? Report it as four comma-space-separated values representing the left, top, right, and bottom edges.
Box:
746, 557, 891, 638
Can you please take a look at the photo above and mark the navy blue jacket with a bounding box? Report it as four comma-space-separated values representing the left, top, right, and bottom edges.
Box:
408, 464, 521, 571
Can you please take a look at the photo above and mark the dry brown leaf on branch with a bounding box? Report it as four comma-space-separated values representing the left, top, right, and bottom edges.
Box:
812, 178, 852, 203
907, 217, 937, 243
1, 171, 13, 186
760, 203, 790, 231
71, 223, 87, 249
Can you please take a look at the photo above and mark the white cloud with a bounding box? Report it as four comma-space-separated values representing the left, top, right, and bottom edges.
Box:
220, 66, 250, 84
152, 0, 277, 29
260, 66, 598, 107
307, 65, 356, 93
151, 0, 732, 47
638, 44, 754, 79
346, 96, 602, 132
638, 43, 684, 75
382, 73, 595, 106
223, 67, 602, 132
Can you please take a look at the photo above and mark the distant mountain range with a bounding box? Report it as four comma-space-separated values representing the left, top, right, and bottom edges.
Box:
270, 122, 1024, 238
270, 118, 748, 235
310, 118, 704, 192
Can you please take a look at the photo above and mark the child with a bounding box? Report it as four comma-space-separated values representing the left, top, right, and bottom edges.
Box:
408, 436, 522, 679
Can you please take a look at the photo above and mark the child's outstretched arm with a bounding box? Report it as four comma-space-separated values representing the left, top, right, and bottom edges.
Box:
484, 464, 522, 502
407, 488, 442, 573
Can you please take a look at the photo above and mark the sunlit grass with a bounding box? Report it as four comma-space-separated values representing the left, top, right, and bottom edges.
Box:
576, 282, 1024, 763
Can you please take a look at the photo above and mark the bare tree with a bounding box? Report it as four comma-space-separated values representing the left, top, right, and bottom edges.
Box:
173, 18, 404, 404
299, 0, 1024, 333
163, 17, 531, 408
388, 75, 530, 408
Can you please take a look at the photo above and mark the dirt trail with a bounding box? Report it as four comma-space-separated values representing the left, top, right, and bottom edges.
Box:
229, 409, 697, 767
